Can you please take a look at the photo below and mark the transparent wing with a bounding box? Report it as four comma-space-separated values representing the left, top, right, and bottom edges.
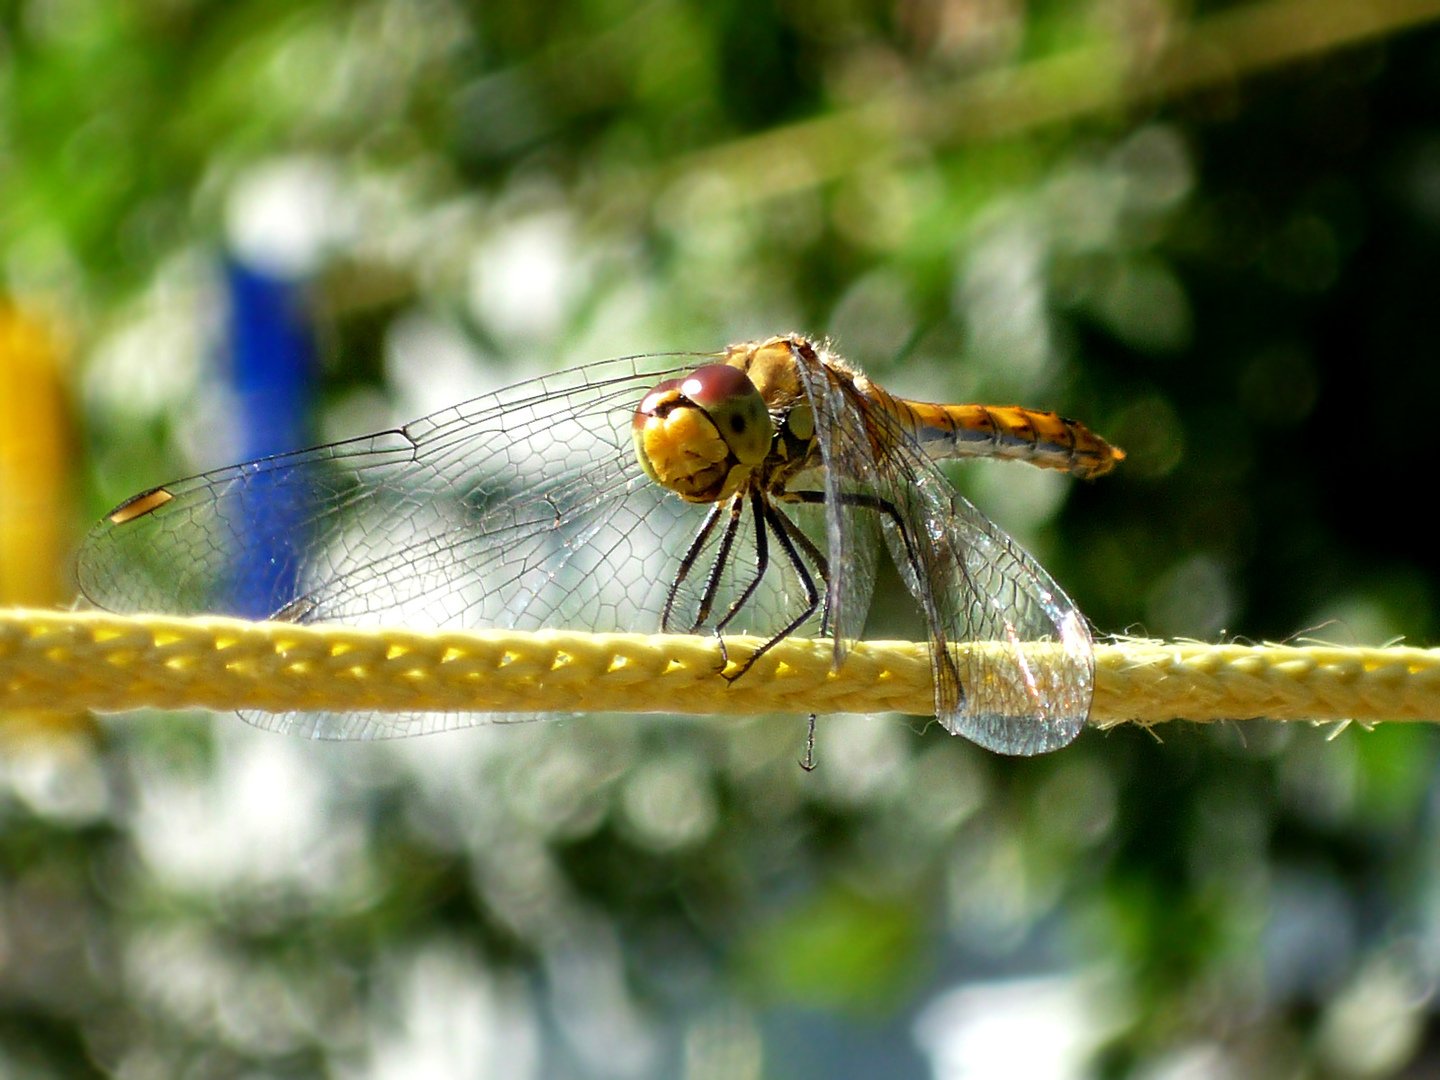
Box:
824, 389, 1093, 755
76, 354, 820, 739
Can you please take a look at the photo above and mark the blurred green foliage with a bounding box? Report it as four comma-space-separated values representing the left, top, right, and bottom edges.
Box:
7, 0, 1440, 1076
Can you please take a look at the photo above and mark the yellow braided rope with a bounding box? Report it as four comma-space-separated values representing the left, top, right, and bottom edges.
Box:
4, 608, 1439, 729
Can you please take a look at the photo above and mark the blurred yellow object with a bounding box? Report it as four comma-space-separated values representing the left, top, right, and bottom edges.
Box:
0, 304, 71, 604
0, 303, 90, 738
3, 608, 1440, 736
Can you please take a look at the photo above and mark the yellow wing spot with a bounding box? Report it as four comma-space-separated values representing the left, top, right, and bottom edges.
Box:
107, 486, 174, 525
272, 596, 317, 623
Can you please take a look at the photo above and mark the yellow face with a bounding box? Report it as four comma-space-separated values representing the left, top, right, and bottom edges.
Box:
632, 364, 774, 503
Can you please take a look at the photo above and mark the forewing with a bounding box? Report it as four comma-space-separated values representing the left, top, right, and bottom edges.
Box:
861, 412, 1093, 755
79, 357, 682, 619
77, 354, 820, 738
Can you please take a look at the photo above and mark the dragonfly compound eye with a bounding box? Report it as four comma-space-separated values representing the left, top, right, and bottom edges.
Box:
632, 365, 773, 503
679, 365, 771, 466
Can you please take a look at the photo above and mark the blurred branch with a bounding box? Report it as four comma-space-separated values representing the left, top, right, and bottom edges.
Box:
670, 0, 1440, 205
4, 609, 1439, 732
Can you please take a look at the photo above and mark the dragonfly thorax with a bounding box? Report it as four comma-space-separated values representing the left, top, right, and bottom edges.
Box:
633, 364, 774, 503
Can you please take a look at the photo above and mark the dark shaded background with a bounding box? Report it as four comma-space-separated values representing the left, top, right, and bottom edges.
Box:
5, 1, 1440, 1076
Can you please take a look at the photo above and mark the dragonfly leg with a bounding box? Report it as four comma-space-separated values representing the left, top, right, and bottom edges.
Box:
789, 489, 920, 577
722, 498, 821, 683
799, 714, 817, 771
709, 489, 773, 672
691, 494, 747, 632
662, 501, 726, 634
712, 489, 772, 633
789, 488, 963, 707
769, 506, 832, 636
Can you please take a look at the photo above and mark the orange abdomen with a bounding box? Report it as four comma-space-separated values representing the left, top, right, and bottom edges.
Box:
889, 397, 1125, 479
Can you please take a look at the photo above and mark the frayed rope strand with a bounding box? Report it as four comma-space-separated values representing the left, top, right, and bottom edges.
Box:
3, 609, 1439, 726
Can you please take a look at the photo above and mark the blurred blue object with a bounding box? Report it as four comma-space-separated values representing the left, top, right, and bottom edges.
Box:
223, 257, 316, 619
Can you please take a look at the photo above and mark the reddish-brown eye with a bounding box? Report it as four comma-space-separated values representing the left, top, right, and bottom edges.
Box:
678, 364, 756, 409
681, 365, 771, 466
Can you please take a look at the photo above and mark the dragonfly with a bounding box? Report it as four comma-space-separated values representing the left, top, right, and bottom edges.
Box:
76, 333, 1123, 753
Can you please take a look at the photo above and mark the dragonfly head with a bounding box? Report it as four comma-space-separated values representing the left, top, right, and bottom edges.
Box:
633, 364, 773, 502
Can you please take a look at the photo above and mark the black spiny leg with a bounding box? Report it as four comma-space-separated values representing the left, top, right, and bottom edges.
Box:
712, 488, 773, 634
799, 715, 817, 772
789, 487, 963, 708
750, 504, 828, 773
690, 494, 747, 632
722, 498, 822, 683
770, 506, 832, 637
788, 489, 920, 576
662, 501, 726, 634
709, 488, 773, 672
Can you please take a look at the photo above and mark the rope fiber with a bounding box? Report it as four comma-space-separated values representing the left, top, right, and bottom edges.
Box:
5, 608, 1440, 732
